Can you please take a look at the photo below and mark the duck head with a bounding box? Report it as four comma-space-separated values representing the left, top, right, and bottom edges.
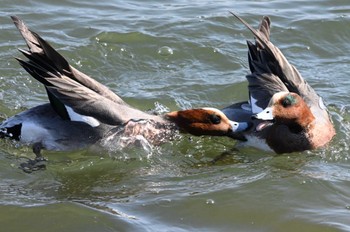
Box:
253, 92, 315, 132
165, 107, 250, 140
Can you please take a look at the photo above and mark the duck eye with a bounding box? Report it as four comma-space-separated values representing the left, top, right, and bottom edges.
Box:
209, 114, 221, 124
282, 98, 291, 107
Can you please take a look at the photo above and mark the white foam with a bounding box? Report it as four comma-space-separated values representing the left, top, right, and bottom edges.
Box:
242, 135, 274, 152
318, 97, 326, 110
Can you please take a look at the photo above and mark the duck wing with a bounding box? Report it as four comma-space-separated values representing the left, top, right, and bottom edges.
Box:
11, 16, 125, 103
231, 13, 322, 113
12, 16, 152, 125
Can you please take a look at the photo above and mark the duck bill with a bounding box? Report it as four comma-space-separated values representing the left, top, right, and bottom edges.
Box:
252, 107, 274, 120
230, 121, 251, 132
227, 121, 252, 141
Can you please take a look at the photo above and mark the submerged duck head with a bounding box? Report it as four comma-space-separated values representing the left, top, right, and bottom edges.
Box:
253, 92, 315, 132
166, 107, 249, 139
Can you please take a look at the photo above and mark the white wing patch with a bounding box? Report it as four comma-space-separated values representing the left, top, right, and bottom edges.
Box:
66, 106, 100, 127
250, 94, 264, 114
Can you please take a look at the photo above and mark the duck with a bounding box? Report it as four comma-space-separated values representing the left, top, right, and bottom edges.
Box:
1, 16, 250, 172
221, 13, 335, 154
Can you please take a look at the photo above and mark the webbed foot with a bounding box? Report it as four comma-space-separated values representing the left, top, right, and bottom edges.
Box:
19, 156, 47, 173
19, 143, 47, 173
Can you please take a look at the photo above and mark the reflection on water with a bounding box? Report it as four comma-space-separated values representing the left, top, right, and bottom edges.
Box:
0, 0, 350, 231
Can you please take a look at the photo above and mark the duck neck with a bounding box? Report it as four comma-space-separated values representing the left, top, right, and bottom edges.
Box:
297, 107, 315, 132
279, 107, 315, 134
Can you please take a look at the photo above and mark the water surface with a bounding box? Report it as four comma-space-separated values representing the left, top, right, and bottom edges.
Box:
0, 0, 350, 231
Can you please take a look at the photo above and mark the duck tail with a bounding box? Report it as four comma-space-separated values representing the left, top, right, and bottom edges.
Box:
11, 16, 125, 105
0, 124, 21, 140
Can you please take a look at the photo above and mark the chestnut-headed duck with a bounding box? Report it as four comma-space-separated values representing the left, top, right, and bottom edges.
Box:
222, 13, 335, 154
1, 16, 249, 172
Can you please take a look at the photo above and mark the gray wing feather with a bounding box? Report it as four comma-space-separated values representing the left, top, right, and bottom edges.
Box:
45, 80, 145, 125
230, 13, 321, 110
11, 16, 156, 125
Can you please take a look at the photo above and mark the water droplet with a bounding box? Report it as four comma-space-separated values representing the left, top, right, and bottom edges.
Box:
158, 46, 173, 56
206, 199, 215, 205
213, 48, 220, 53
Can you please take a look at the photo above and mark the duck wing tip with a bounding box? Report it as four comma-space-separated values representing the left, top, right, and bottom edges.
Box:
229, 12, 271, 48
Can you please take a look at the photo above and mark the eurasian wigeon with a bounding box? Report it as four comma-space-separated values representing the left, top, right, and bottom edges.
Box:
222, 13, 335, 154
1, 16, 249, 172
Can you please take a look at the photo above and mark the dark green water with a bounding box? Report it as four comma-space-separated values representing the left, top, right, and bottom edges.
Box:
0, 0, 350, 231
